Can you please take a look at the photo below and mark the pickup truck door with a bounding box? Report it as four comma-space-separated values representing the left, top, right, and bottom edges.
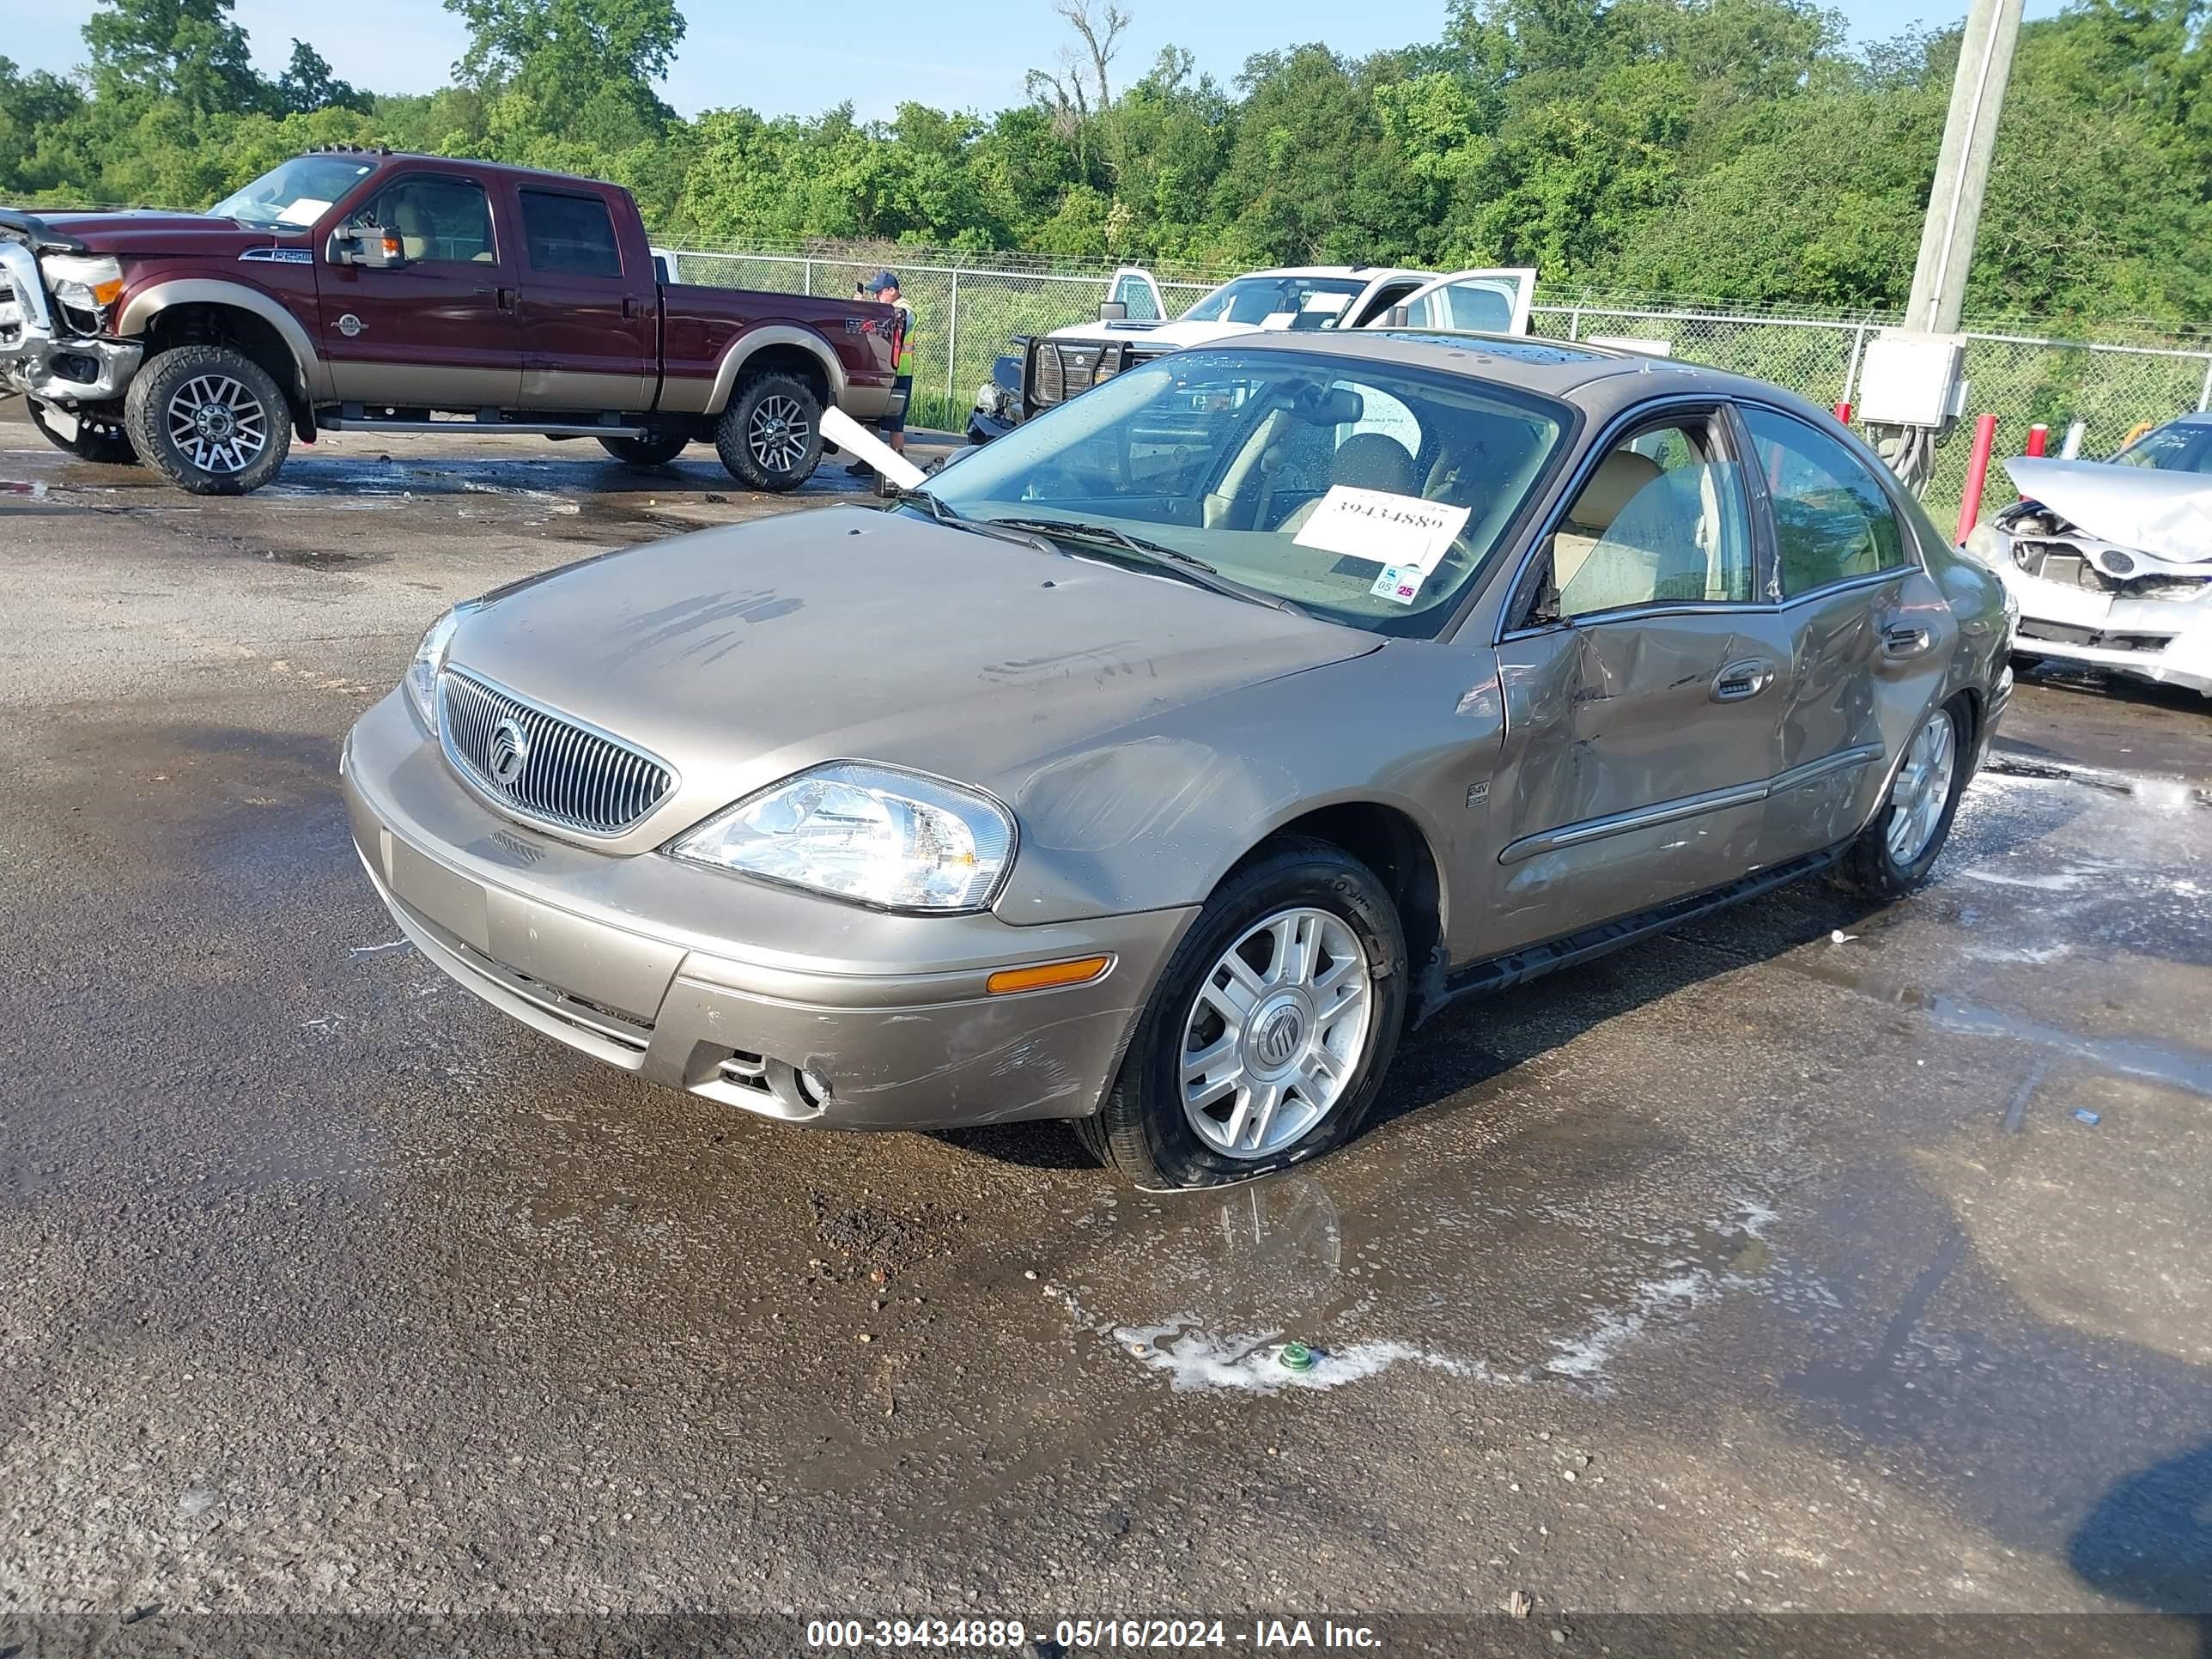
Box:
1374, 268, 1538, 337
317, 170, 521, 406
509, 184, 655, 412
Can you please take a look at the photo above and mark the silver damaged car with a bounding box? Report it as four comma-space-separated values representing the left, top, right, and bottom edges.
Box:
342, 332, 2014, 1189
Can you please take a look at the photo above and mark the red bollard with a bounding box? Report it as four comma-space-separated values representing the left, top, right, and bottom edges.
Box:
1955, 412, 2000, 542
2025, 422, 2048, 456
1833, 400, 1853, 426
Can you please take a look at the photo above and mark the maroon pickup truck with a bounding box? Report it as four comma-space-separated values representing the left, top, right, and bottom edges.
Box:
0, 147, 902, 495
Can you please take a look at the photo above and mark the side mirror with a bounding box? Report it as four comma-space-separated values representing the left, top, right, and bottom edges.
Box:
1099, 301, 1127, 322
1383, 304, 1412, 328
331, 222, 408, 269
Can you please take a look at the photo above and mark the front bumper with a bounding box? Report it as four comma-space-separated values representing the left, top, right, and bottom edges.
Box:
340, 690, 1195, 1131
1995, 559, 2212, 697
0, 241, 142, 404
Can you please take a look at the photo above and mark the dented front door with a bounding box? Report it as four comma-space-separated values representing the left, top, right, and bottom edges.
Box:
1482, 609, 1796, 955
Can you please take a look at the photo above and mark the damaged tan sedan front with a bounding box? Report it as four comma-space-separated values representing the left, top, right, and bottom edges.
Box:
1971, 453, 2212, 697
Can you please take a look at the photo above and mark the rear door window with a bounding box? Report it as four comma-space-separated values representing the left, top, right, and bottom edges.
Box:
520, 190, 623, 277
1741, 407, 1910, 597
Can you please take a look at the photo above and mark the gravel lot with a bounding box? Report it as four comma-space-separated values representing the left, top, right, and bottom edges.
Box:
3, 405, 2209, 1649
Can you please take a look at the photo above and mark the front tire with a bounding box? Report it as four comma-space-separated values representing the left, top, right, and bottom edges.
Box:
123, 344, 290, 496
27, 399, 137, 465
599, 432, 690, 467
715, 372, 823, 492
1078, 836, 1407, 1191
1834, 696, 1972, 899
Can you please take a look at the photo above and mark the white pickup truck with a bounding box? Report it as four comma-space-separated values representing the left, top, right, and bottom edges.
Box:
969, 263, 1536, 441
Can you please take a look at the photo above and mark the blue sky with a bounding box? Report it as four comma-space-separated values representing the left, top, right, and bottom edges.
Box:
2, 0, 2066, 122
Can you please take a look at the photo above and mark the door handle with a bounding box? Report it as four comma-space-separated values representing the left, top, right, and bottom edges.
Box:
1711, 659, 1777, 702
622, 295, 642, 319
1881, 623, 1934, 659
495, 286, 518, 312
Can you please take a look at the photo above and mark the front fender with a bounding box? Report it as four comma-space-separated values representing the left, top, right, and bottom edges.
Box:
115, 278, 331, 402
988, 641, 1503, 930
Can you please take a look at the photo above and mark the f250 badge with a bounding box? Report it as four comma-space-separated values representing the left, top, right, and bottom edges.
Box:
336, 313, 364, 337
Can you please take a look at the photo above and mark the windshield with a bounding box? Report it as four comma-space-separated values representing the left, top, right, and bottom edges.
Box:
1180, 276, 1369, 331
210, 155, 380, 229
2113, 423, 2211, 473
924, 349, 1570, 635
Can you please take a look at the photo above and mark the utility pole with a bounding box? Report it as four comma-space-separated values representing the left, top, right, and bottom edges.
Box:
1863, 0, 2026, 496
1905, 0, 2027, 336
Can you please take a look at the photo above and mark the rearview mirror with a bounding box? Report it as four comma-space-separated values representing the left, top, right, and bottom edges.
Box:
1285, 385, 1364, 427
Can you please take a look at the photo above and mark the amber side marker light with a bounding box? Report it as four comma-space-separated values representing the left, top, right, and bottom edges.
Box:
985, 956, 1113, 995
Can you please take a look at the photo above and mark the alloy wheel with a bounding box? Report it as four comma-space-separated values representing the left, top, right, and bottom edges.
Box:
747, 394, 811, 475
165, 374, 267, 475
1179, 906, 1373, 1160
1886, 708, 1957, 866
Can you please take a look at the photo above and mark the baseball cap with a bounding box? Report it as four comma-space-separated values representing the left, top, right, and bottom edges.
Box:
866, 271, 900, 293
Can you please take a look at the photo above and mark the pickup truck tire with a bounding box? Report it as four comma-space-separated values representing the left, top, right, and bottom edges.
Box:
716, 372, 823, 492
599, 433, 690, 467
27, 399, 138, 466
123, 343, 291, 496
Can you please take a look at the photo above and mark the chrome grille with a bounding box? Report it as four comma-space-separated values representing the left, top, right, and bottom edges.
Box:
1032, 341, 1065, 406
438, 670, 676, 837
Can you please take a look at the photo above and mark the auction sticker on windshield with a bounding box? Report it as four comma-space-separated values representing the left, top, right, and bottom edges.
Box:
1294, 485, 1471, 571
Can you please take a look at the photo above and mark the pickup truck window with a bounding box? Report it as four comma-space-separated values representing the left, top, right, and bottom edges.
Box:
210, 155, 380, 229
364, 175, 496, 265
520, 191, 623, 278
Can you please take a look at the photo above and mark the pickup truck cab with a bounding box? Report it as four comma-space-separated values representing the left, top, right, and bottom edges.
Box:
0, 146, 902, 495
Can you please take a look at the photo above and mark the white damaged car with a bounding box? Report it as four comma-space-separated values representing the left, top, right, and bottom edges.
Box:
1969, 429, 2212, 698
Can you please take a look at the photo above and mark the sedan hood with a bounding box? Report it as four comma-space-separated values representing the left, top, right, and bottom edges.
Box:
2003, 456, 2212, 566
447, 506, 1376, 840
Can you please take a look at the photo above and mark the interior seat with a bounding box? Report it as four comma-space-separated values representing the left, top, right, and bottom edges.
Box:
1278, 433, 1418, 533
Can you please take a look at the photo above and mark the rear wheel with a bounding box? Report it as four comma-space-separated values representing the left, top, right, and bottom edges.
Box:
1077, 837, 1407, 1190
27, 399, 137, 465
123, 343, 290, 496
1833, 696, 1972, 899
598, 432, 690, 467
715, 372, 823, 492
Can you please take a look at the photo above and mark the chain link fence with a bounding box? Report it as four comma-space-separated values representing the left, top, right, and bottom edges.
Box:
661, 245, 2212, 527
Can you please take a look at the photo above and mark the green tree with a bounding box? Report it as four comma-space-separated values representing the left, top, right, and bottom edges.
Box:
82, 0, 266, 114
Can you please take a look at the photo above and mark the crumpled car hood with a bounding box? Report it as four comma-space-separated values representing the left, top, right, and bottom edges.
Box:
2003, 457, 2212, 565
446, 506, 1377, 843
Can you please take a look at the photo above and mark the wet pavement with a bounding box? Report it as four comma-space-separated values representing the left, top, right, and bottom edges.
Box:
3, 409, 2210, 1637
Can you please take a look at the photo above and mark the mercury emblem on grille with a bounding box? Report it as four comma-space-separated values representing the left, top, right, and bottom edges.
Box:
487, 717, 531, 787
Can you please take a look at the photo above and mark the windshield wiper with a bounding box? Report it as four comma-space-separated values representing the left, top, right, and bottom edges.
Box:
985, 517, 1313, 617
885, 489, 1060, 556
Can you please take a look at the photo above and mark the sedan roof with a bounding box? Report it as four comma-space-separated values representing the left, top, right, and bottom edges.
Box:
1201, 326, 1837, 425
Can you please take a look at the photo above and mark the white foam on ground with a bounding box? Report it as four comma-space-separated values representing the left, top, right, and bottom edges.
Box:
1113, 1321, 1492, 1395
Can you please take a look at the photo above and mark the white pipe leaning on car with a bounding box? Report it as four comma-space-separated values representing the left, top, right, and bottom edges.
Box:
822, 406, 926, 491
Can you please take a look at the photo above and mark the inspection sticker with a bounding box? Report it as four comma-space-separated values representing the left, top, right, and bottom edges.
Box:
1370, 564, 1428, 605
1295, 485, 1470, 574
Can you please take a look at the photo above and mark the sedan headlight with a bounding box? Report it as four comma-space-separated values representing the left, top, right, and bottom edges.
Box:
1960, 522, 2007, 568
405, 602, 477, 728
39, 253, 125, 314
670, 763, 1015, 912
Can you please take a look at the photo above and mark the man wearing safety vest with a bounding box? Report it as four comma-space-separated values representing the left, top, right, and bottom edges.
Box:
849, 270, 915, 474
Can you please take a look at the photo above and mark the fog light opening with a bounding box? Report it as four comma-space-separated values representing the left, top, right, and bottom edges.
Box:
985, 955, 1113, 995
797, 1066, 831, 1107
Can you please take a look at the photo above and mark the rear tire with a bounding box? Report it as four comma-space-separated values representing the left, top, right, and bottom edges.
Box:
599, 432, 690, 467
1832, 695, 1972, 900
1078, 836, 1407, 1191
123, 343, 290, 496
715, 372, 823, 492
27, 399, 137, 465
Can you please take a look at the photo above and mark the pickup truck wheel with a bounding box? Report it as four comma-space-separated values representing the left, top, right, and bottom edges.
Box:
716, 373, 823, 492
27, 400, 138, 465
123, 343, 291, 496
599, 433, 690, 468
